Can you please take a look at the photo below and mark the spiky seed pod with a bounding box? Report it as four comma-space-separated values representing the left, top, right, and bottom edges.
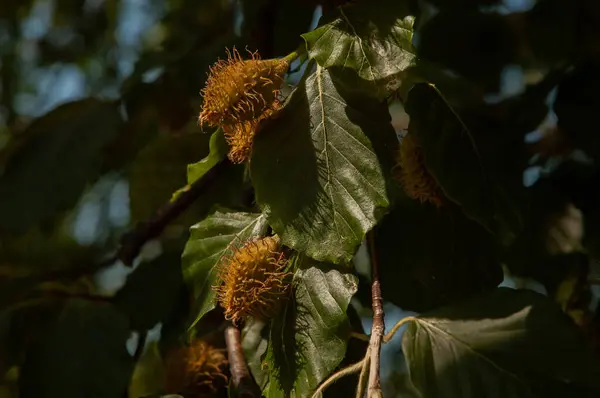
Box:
394, 133, 445, 207
198, 48, 289, 128
215, 235, 291, 325
164, 340, 228, 398
222, 101, 281, 164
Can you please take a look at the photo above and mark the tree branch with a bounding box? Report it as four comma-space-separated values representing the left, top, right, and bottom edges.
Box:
367, 230, 384, 398
225, 324, 261, 398
117, 158, 229, 265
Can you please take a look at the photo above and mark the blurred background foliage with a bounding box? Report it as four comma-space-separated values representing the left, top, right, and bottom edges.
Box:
0, 0, 600, 397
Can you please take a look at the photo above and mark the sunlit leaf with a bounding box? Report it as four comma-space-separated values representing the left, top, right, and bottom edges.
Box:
186, 129, 228, 184
251, 65, 396, 264
242, 318, 270, 390
302, 0, 416, 95
402, 288, 600, 397
181, 210, 269, 328
263, 257, 358, 398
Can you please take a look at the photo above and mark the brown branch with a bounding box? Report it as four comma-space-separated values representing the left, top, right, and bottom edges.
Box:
367, 230, 384, 398
225, 323, 261, 398
117, 158, 229, 265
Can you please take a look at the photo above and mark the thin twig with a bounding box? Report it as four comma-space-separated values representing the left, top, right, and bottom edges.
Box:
225, 324, 261, 398
311, 358, 366, 398
355, 346, 371, 398
117, 158, 229, 265
366, 231, 384, 398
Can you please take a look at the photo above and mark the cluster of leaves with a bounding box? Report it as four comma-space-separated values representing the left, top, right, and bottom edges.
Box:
2, 0, 600, 397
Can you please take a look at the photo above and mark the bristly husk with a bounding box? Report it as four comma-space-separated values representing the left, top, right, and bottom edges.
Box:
394, 133, 445, 207
222, 101, 281, 164
214, 235, 291, 325
164, 340, 228, 397
198, 48, 289, 128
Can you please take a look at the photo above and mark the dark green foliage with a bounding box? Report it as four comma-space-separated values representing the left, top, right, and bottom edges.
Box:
402, 288, 600, 397
376, 194, 503, 312
0, 99, 122, 234
2, 0, 600, 397
18, 300, 135, 398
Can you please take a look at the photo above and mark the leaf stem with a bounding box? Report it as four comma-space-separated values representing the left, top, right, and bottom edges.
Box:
367, 230, 384, 397
117, 158, 229, 265
383, 316, 417, 343
225, 323, 261, 398
350, 331, 370, 342
355, 346, 371, 398
283, 43, 308, 65
311, 358, 366, 398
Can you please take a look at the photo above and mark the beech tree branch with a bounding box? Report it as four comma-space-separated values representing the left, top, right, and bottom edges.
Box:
367, 230, 384, 398
225, 324, 261, 398
117, 158, 229, 265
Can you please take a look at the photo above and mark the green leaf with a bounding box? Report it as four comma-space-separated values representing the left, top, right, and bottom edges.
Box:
129, 131, 211, 225
402, 288, 600, 398
181, 210, 269, 328
405, 83, 493, 230
186, 129, 228, 184
113, 252, 185, 331
18, 299, 135, 398
242, 318, 270, 390
0, 99, 122, 234
263, 257, 358, 398
405, 83, 541, 241
302, 0, 416, 95
251, 65, 396, 264
376, 194, 503, 312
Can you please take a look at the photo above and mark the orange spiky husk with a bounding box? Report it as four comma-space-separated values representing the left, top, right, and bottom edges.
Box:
222, 100, 281, 164
215, 235, 291, 325
164, 340, 228, 397
198, 48, 289, 128
394, 133, 445, 207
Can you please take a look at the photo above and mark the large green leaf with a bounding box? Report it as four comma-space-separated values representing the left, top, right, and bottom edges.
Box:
262, 257, 358, 398
376, 194, 503, 312
402, 288, 600, 398
405, 83, 546, 242
405, 84, 493, 231
113, 251, 185, 332
302, 0, 416, 95
251, 65, 396, 264
0, 99, 122, 234
181, 210, 269, 328
18, 299, 135, 398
